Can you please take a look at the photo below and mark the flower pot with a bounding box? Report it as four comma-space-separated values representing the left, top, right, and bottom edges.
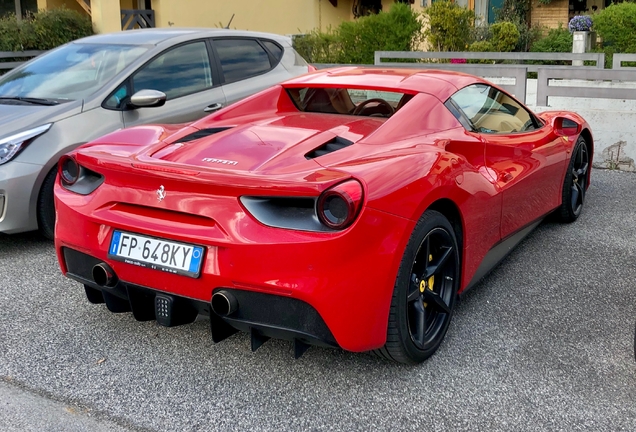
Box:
572, 31, 595, 66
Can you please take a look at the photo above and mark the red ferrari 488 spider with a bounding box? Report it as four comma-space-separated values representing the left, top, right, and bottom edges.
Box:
55, 67, 592, 363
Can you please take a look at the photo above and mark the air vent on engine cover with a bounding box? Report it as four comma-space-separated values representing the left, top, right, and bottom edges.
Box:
305, 136, 353, 159
175, 127, 232, 143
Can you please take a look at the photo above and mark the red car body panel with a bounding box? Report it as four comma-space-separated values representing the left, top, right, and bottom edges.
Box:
54, 68, 593, 352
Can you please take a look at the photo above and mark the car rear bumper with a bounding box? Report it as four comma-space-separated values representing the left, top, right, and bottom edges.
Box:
0, 161, 42, 234
63, 247, 339, 351
55, 185, 414, 352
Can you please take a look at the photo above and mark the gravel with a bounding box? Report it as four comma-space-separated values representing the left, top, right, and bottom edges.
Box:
0, 169, 634, 431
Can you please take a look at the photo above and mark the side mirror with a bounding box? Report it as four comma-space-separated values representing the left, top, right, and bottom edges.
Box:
553, 116, 580, 137
129, 89, 167, 108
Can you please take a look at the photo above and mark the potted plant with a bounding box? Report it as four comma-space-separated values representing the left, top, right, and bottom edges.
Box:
569, 15, 595, 52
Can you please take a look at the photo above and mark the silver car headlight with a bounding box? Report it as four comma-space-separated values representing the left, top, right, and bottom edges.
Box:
0, 123, 53, 165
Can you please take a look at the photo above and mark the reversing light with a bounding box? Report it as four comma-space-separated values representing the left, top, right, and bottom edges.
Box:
317, 180, 363, 230
59, 155, 80, 185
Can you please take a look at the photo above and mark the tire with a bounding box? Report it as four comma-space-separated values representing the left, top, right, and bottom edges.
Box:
374, 210, 460, 364
37, 167, 57, 240
557, 136, 589, 223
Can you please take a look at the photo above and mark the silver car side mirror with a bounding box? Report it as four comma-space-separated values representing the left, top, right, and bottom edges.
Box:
129, 89, 167, 108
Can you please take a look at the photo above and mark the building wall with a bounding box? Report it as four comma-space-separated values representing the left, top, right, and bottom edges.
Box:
317, 0, 354, 32
151, 0, 355, 35
531, 0, 569, 30
37, 0, 359, 35
37, 0, 135, 18
39, 0, 422, 36
36, 0, 85, 14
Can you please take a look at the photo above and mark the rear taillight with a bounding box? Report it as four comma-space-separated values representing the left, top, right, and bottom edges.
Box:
58, 155, 104, 195
317, 180, 363, 230
59, 155, 79, 185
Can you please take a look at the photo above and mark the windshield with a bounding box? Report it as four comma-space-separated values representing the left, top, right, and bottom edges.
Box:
0, 43, 148, 102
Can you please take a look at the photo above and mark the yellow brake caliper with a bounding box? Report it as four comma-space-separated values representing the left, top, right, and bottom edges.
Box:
419, 254, 435, 307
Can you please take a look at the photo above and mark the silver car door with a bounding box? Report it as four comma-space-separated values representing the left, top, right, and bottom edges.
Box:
120, 40, 226, 128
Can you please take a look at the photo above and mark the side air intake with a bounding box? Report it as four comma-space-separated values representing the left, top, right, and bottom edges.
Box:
175, 127, 233, 143
305, 136, 353, 159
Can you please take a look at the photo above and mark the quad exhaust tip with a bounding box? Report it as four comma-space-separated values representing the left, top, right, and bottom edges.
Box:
92, 263, 117, 287
211, 290, 238, 317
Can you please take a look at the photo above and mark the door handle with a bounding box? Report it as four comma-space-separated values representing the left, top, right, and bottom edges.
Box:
204, 103, 223, 113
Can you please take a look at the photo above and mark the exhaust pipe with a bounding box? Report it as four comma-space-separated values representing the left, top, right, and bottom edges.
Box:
211, 290, 238, 317
92, 263, 117, 287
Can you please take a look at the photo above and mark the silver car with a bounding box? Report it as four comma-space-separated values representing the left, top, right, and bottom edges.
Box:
0, 28, 312, 239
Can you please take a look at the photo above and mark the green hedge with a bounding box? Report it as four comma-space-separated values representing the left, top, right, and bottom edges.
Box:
594, 3, 636, 53
530, 26, 573, 53
293, 3, 422, 64
0, 8, 93, 52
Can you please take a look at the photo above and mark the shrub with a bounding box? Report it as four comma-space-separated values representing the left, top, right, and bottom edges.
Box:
30, 8, 94, 50
470, 24, 491, 43
528, 25, 572, 66
423, 1, 475, 51
494, 0, 540, 51
293, 3, 422, 64
490, 21, 520, 52
0, 16, 24, 51
516, 21, 544, 52
530, 25, 572, 52
0, 8, 93, 52
468, 40, 494, 52
467, 40, 495, 62
337, 3, 422, 64
594, 3, 636, 53
292, 29, 341, 64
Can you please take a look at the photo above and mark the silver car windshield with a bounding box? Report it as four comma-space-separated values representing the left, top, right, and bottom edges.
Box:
0, 43, 148, 102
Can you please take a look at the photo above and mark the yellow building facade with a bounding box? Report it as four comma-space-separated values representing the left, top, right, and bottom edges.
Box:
37, 0, 425, 35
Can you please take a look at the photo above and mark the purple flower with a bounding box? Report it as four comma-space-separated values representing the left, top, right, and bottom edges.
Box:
450, 58, 467, 64
568, 15, 593, 32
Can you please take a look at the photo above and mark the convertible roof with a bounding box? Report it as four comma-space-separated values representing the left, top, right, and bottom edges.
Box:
283, 67, 485, 101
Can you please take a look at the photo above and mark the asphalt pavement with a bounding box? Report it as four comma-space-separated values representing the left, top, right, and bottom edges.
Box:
0, 169, 635, 431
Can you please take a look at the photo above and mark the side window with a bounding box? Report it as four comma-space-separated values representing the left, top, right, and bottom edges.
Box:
261, 40, 284, 63
103, 82, 131, 109
132, 41, 213, 100
214, 39, 272, 83
448, 84, 538, 134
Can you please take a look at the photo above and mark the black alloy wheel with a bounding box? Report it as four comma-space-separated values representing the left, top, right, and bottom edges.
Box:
558, 137, 589, 223
406, 227, 457, 351
374, 210, 460, 364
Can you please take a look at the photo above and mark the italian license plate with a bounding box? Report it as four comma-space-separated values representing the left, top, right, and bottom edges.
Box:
108, 231, 204, 278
